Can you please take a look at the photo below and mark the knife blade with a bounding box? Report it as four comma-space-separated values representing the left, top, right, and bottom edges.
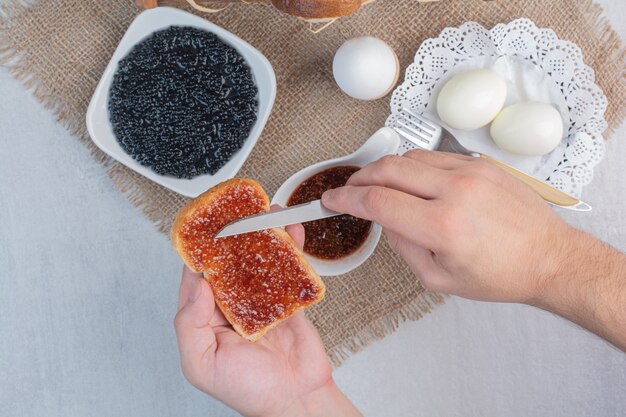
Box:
214, 200, 340, 239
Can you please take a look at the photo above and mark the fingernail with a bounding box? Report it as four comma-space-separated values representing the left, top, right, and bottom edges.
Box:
189, 279, 203, 303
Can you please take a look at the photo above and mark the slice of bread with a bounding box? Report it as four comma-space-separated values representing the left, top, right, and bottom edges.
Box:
171, 178, 325, 342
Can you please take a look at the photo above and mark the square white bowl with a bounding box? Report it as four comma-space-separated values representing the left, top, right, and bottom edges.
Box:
86, 7, 276, 197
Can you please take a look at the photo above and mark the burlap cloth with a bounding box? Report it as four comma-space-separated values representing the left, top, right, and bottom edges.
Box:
1, 0, 623, 365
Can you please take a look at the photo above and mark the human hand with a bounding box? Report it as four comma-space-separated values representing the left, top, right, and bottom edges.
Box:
321, 151, 575, 304
174, 217, 361, 417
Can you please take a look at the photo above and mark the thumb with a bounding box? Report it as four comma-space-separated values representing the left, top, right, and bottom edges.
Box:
174, 275, 218, 387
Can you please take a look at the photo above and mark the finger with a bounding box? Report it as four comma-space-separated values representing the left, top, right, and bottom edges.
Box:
405, 150, 509, 192
178, 266, 229, 325
322, 185, 442, 250
285, 223, 305, 249
461, 157, 522, 188
347, 154, 451, 199
384, 230, 453, 293
174, 278, 219, 383
271, 204, 306, 249
178, 266, 203, 311
403, 148, 473, 169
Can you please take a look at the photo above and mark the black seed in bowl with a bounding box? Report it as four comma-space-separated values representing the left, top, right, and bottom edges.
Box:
108, 26, 259, 179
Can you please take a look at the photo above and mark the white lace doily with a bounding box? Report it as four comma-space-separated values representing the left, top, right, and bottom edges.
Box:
386, 18, 607, 198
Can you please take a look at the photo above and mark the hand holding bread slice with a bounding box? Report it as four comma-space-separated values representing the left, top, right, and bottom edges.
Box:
171, 178, 325, 342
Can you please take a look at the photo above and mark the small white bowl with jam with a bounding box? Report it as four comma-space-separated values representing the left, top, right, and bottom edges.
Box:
272, 128, 400, 276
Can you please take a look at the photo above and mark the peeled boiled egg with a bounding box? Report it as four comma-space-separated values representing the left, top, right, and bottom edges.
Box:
490, 102, 563, 156
436, 69, 507, 130
333, 37, 399, 101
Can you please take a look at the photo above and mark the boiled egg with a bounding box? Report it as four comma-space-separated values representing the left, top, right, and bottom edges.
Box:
436, 69, 507, 130
333, 37, 399, 101
490, 102, 563, 156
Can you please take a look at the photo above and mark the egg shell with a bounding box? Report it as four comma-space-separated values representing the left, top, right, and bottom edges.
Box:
490, 102, 564, 156
436, 69, 507, 130
332, 37, 399, 101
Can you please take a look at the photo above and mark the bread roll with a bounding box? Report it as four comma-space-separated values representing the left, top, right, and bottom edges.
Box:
271, 0, 361, 20
171, 178, 325, 342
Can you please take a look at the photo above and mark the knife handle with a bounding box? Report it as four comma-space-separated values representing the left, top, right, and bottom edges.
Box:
480, 154, 585, 208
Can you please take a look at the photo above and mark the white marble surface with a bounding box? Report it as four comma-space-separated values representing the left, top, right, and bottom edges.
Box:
0, 3, 624, 416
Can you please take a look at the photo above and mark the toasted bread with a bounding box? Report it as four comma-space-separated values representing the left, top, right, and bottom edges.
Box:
171, 178, 325, 341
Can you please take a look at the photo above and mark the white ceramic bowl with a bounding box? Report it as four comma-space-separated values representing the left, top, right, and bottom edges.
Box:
86, 7, 276, 198
271, 128, 400, 276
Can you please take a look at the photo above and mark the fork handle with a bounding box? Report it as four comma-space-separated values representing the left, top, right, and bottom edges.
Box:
480, 155, 580, 207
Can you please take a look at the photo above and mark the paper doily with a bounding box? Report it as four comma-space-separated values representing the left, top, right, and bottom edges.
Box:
386, 18, 607, 198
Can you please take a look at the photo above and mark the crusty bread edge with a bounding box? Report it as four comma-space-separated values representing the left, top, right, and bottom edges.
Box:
171, 178, 326, 342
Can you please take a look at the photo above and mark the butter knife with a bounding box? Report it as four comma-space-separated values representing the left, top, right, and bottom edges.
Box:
215, 200, 339, 238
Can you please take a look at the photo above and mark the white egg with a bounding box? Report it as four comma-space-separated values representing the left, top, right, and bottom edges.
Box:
436, 69, 507, 130
333, 37, 399, 101
490, 102, 563, 156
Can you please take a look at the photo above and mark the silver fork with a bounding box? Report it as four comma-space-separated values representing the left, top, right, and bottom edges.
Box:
393, 107, 591, 212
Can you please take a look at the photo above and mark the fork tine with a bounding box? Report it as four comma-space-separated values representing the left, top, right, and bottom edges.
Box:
401, 107, 437, 132
396, 118, 433, 143
395, 125, 430, 146
398, 115, 435, 136
400, 116, 435, 137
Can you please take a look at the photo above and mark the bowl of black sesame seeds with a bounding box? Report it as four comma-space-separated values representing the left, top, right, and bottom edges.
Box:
86, 7, 276, 197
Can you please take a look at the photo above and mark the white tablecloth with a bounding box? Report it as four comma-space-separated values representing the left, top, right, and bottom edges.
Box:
0, 2, 624, 416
